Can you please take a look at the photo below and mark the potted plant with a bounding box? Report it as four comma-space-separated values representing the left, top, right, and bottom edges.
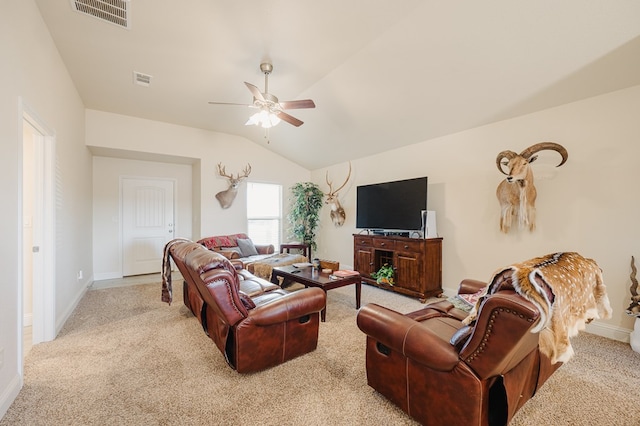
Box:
287, 182, 324, 252
372, 263, 395, 286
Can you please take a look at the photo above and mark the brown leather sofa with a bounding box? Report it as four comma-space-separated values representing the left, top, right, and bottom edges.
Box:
356, 279, 562, 426
196, 233, 275, 270
163, 239, 326, 373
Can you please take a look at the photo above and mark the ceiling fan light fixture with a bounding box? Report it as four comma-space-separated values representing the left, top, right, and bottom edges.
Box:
245, 109, 281, 128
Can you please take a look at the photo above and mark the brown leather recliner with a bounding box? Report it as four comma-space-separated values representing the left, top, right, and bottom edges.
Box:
356, 279, 562, 426
163, 239, 326, 373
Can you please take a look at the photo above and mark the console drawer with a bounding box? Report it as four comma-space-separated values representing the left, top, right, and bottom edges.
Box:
355, 236, 373, 247
395, 240, 424, 253
373, 239, 395, 250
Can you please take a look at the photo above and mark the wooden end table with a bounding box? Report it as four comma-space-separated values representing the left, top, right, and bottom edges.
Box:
271, 265, 361, 322
279, 243, 311, 260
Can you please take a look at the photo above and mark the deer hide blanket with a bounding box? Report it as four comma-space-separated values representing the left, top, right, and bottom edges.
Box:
463, 252, 612, 364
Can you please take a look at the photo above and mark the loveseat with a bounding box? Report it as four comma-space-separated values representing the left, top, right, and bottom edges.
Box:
197, 233, 275, 269
162, 239, 326, 373
197, 233, 308, 279
356, 279, 562, 425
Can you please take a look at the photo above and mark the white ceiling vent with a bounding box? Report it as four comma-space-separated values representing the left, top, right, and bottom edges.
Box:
70, 0, 131, 29
133, 71, 152, 87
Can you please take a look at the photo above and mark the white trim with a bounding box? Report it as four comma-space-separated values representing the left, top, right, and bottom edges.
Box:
0, 374, 21, 420
93, 272, 123, 281
585, 321, 631, 343
19, 99, 57, 351
22, 313, 32, 327
56, 284, 89, 336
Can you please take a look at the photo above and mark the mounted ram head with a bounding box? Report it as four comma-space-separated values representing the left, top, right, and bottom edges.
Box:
496, 142, 568, 233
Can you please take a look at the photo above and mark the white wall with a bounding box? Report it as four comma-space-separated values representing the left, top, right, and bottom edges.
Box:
85, 110, 310, 243
92, 157, 194, 279
0, 0, 93, 417
313, 85, 640, 340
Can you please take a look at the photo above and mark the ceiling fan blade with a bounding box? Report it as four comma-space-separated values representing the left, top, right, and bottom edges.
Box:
244, 82, 265, 102
278, 111, 304, 127
279, 99, 316, 110
208, 101, 253, 107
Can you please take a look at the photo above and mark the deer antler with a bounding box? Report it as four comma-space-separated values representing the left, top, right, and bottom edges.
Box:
217, 163, 251, 180
238, 164, 252, 179
217, 163, 233, 179
325, 162, 352, 195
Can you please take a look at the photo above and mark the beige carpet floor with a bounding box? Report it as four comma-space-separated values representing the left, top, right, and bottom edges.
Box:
2, 278, 638, 425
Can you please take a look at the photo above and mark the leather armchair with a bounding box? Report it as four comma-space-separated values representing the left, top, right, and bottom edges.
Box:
163, 240, 326, 373
356, 279, 561, 426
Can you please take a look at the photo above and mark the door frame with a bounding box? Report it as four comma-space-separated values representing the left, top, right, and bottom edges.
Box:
19, 99, 57, 361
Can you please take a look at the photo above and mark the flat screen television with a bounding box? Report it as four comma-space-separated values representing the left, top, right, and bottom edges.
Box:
356, 177, 427, 231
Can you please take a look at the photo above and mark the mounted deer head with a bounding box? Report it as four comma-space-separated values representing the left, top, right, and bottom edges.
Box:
324, 162, 352, 227
215, 163, 251, 209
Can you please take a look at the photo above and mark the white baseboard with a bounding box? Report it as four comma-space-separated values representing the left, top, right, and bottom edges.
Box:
92, 272, 122, 281
23, 313, 32, 327
0, 373, 21, 421
585, 320, 631, 343
55, 281, 90, 336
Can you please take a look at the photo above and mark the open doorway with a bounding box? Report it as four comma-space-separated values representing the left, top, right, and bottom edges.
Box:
21, 106, 56, 362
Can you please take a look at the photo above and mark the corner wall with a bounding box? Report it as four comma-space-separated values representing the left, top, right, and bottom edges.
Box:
85, 110, 310, 261
0, 0, 93, 417
313, 85, 640, 341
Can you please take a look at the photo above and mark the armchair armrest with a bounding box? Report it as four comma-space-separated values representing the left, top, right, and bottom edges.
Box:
230, 260, 244, 270
255, 244, 275, 254
458, 279, 487, 295
357, 304, 459, 372
248, 288, 326, 326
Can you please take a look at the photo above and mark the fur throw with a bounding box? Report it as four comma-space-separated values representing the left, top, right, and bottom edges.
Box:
463, 252, 612, 364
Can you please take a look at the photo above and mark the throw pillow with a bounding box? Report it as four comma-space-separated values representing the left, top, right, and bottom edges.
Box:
237, 238, 259, 257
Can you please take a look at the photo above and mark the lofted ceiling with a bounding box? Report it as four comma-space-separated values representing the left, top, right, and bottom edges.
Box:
35, 0, 640, 170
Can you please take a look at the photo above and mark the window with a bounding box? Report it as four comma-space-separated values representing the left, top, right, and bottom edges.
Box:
246, 182, 282, 249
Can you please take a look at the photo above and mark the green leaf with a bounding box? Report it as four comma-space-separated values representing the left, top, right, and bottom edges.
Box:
286, 182, 324, 251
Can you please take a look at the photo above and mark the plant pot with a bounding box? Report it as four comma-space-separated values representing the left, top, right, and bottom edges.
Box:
631, 317, 640, 353
376, 277, 393, 286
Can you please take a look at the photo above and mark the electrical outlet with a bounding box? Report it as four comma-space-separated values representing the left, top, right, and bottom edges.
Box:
77, 270, 83, 280
0, 348, 4, 370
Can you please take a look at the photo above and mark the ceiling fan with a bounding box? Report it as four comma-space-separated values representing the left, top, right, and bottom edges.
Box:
208, 62, 315, 128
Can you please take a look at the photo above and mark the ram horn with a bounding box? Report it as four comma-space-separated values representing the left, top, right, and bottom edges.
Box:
496, 150, 518, 175
519, 142, 568, 167
631, 256, 638, 297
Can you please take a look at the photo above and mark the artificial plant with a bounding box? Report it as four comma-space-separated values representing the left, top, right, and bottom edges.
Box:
287, 182, 324, 251
372, 263, 395, 286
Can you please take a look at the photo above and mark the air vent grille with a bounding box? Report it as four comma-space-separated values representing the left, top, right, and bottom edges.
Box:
133, 71, 152, 87
70, 0, 130, 29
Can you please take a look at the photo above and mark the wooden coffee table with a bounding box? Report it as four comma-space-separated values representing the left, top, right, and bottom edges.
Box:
271, 265, 361, 322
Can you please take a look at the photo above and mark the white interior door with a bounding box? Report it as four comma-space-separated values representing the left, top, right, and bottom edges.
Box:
21, 106, 56, 348
122, 178, 175, 276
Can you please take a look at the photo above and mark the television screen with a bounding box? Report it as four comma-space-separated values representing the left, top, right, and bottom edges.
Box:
356, 177, 427, 231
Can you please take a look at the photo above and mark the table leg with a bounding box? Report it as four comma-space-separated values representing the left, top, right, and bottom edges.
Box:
320, 289, 327, 322
355, 280, 361, 309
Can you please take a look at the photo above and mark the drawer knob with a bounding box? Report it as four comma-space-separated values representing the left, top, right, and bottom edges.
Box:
404, 245, 409, 249
380, 242, 385, 246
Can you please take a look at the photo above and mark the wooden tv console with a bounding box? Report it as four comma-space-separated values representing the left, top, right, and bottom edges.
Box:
353, 234, 442, 302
